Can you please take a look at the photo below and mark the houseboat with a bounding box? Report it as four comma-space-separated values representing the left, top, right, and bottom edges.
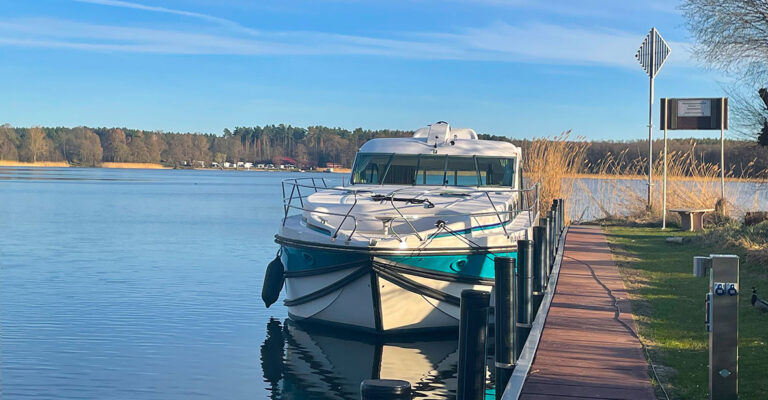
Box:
263, 121, 538, 333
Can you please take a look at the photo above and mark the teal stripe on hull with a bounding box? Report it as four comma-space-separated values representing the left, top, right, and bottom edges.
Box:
281, 245, 368, 272
382, 252, 516, 280
281, 243, 515, 280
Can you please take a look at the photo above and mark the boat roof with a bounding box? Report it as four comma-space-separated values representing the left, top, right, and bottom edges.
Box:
358, 122, 521, 158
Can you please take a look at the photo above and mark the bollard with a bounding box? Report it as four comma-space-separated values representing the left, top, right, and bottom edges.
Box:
360, 379, 411, 400
552, 199, 559, 233
458, 289, 491, 400
494, 257, 516, 399
559, 198, 566, 231
547, 211, 556, 267
551, 200, 559, 238
516, 240, 533, 357
693, 254, 739, 400
532, 226, 547, 313
540, 217, 551, 279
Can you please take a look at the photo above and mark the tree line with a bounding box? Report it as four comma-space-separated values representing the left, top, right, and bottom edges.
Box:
0, 123, 766, 177
0, 124, 411, 167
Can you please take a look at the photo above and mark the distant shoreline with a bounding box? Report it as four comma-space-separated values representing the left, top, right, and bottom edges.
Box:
101, 162, 169, 169
0, 160, 70, 167
0, 160, 352, 173
1, 163, 760, 182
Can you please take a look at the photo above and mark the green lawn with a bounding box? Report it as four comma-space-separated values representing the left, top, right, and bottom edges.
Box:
605, 226, 768, 400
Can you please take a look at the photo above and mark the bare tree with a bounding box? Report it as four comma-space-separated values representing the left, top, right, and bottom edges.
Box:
0, 124, 19, 160
682, 0, 768, 142
21, 126, 50, 163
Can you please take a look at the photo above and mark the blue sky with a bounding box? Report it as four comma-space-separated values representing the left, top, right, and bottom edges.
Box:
0, 0, 732, 140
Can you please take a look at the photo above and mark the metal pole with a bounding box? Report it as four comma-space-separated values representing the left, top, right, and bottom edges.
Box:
360, 379, 411, 399
516, 240, 533, 357
458, 289, 490, 400
720, 97, 726, 200
647, 28, 656, 211
550, 202, 559, 244
663, 99, 668, 230
551, 200, 558, 236
532, 226, 546, 310
494, 257, 516, 399
547, 211, 556, 265
540, 217, 550, 278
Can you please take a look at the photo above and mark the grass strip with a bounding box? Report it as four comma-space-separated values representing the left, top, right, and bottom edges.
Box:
605, 225, 768, 400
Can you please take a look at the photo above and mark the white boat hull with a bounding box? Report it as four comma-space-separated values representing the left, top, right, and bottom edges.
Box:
285, 259, 494, 333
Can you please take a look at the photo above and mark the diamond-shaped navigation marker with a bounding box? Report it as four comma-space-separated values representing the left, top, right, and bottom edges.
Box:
635, 27, 670, 78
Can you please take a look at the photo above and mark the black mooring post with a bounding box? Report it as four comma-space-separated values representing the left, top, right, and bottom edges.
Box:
458, 289, 490, 400
516, 241, 533, 356
559, 198, 566, 231
532, 226, 546, 315
551, 200, 558, 233
540, 217, 551, 279
494, 257, 516, 399
551, 200, 560, 241
547, 210, 556, 268
360, 379, 411, 400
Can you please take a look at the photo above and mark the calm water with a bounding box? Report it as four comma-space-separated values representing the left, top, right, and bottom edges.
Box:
5, 168, 761, 399
0, 168, 461, 400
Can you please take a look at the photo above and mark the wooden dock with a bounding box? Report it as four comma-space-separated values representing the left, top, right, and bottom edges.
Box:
519, 225, 655, 400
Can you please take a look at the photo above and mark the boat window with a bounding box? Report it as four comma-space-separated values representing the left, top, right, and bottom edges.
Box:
445, 156, 480, 186
476, 157, 515, 186
351, 154, 391, 184
351, 153, 516, 187
416, 155, 447, 185
381, 155, 418, 184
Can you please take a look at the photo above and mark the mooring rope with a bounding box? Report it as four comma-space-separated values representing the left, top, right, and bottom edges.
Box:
563, 255, 671, 400
432, 220, 504, 262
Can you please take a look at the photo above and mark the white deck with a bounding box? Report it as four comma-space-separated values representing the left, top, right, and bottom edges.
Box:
280, 184, 535, 250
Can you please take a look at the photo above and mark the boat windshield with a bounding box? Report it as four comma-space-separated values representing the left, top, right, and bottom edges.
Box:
351, 153, 516, 187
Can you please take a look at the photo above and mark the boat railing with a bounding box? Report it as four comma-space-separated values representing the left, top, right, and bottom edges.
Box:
281, 177, 540, 244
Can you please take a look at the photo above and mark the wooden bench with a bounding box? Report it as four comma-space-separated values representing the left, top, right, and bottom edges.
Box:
669, 208, 715, 232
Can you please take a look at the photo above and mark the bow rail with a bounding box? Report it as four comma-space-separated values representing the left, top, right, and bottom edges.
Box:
281, 177, 540, 245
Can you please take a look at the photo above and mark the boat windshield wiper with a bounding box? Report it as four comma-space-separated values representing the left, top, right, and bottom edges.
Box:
370, 194, 435, 208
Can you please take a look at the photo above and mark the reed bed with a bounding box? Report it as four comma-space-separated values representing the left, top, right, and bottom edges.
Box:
522, 131, 587, 218
0, 160, 70, 167
581, 141, 766, 222
523, 136, 766, 224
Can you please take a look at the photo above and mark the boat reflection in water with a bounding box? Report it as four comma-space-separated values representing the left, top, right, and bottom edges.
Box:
261, 318, 459, 399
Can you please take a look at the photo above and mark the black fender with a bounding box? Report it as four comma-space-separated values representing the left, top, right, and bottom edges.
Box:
262, 251, 285, 308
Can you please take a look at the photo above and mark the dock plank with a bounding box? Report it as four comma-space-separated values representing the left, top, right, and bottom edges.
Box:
519, 225, 655, 400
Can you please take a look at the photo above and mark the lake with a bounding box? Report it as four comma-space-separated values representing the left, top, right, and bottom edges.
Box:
2, 167, 764, 399
0, 168, 461, 400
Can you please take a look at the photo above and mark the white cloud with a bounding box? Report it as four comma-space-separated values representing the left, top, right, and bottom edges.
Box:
430, 22, 694, 68
74, 0, 260, 35
0, 17, 695, 69
455, 0, 681, 17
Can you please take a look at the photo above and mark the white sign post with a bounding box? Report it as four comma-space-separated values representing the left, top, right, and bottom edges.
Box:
635, 28, 671, 212
660, 98, 728, 229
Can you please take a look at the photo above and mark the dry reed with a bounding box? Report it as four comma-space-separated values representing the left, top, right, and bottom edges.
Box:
0, 160, 70, 167
522, 131, 587, 217
582, 140, 767, 223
